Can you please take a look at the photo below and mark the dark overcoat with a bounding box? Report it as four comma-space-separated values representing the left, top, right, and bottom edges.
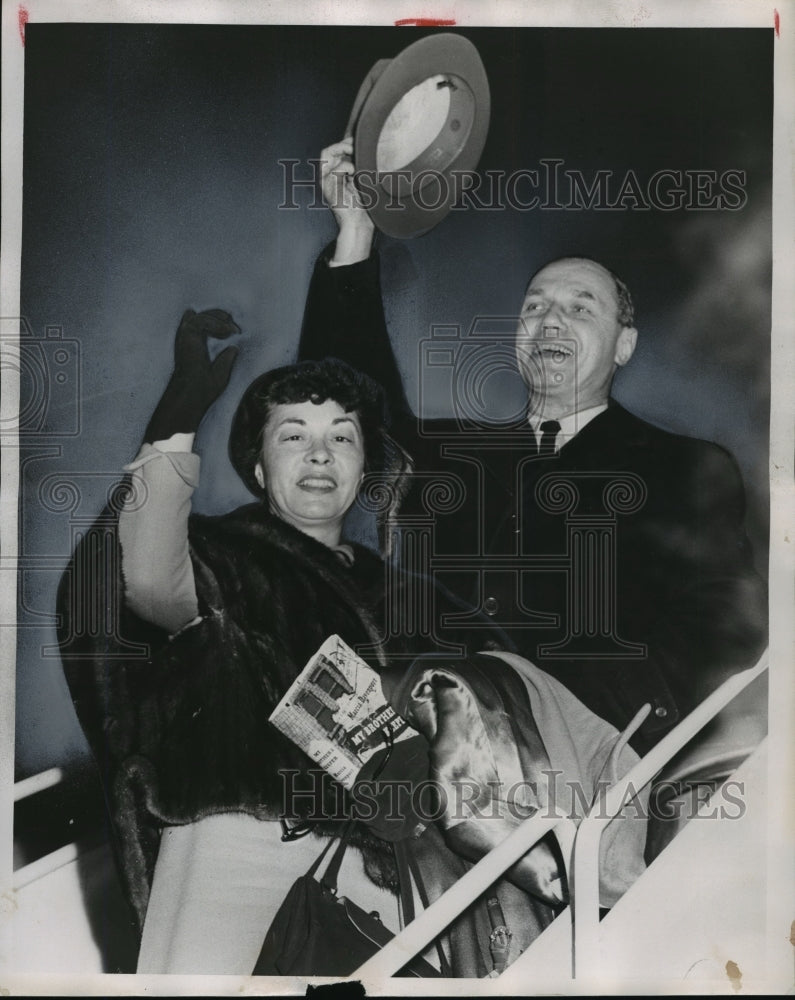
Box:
299, 249, 768, 750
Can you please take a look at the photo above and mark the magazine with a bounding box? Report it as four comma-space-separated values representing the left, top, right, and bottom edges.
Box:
269, 635, 416, 789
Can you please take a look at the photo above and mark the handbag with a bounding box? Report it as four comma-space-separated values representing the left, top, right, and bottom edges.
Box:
253, 821, 443, 978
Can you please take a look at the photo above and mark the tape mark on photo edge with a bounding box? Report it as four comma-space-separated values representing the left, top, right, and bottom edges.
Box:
774, 8, 780, 38
18, 5, 29, 46
394, 18, 457, 27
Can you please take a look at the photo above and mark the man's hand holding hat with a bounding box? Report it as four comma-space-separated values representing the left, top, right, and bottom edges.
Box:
320, 137, 375, 266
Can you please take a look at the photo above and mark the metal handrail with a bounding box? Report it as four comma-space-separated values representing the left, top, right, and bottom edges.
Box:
354, 814, 577, 981
13, 842, 81, 891
571, 651, 768, 979
354, 651, 768, 982
13, 766, 74, 889
13, 766, 63, 802
12, 654, 768, 980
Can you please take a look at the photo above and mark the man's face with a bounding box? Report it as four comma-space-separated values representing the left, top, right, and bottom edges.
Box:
255, 398, 365, 541
515, 258, 637, 415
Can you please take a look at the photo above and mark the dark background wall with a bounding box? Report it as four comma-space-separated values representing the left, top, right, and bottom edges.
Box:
16, 24, 772, 775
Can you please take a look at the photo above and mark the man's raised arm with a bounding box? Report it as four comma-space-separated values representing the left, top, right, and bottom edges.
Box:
298, 138, 413, 426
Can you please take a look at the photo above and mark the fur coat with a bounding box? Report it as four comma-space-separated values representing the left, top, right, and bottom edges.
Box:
57, 500, 508, 933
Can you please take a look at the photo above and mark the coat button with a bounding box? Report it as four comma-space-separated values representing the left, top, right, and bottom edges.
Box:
655, 706, 668, 718
484, 596, 499, 616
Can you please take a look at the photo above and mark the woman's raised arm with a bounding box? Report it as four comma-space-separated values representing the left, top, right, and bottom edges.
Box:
118, 309, 240, 634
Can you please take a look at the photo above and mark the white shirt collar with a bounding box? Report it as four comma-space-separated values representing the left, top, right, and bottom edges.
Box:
530, 403, 608, 450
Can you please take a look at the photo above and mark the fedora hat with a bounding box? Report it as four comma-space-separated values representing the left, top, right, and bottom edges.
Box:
346, 33, 490, 239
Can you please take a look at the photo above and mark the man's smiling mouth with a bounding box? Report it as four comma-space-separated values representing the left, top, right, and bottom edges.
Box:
533, 342, 575, 360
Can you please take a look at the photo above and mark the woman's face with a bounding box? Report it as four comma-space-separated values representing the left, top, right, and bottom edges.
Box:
255, 398, 365, 546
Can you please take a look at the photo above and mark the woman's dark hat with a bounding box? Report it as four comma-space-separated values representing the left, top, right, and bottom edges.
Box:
229, 359, 383, 498
228, 359, 413, 555
347, 33, 490, 239
229, 370, 272, 498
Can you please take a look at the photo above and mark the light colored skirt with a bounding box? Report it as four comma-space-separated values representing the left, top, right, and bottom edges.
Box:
136, 812, 400, 975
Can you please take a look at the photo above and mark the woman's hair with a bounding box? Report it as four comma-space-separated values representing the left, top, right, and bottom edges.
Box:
229, 358, 412, 548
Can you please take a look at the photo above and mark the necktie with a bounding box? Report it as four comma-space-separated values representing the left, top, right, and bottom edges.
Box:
538, 419, 561, 456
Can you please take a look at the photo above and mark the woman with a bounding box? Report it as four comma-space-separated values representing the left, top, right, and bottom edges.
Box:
59, 308, 508, 973
58, 309, 647, 976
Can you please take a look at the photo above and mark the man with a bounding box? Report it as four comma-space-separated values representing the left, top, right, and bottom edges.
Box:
298, 139, 767, 752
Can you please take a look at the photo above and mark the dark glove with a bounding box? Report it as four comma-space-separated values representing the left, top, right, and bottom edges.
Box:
143, 308, 240, 444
